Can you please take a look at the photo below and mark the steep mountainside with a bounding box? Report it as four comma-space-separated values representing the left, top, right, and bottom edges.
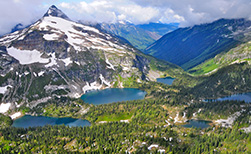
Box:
100, 22, 178, 51
145, 18, 251, 70
188, 41, 251, 75
0, 5, 182, 112
188, 62, 251, 99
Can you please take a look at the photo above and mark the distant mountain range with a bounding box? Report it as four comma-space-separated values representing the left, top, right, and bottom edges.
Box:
100, 22, 178, 51
145, 18, 251, 70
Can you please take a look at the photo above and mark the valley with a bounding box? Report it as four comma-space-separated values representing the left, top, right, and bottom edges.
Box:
0, 4, 251, 154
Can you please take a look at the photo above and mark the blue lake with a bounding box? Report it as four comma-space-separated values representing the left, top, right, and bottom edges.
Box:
12, 115, 91, 128
205, 92, 251, 103
81, 88, 146, 105
157, 77, 175, 85
182, 120, 211, 129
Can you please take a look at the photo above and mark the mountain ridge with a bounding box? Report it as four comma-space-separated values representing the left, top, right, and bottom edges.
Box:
0, 5, 182, 112
145, 18, 251, 70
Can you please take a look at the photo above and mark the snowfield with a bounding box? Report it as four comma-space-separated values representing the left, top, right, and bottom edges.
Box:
37, 16, 125, 52
43, 33, 60, 40
10, 112, 22, 119
0, 85, 12, 94
60, 57, 72, 66
0, 103, 11, 113
82, 82, 102, 93
7, 47, 49, 65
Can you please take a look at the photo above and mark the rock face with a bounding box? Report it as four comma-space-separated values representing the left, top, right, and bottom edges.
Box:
0, 5, 181, 111
145, 18, 251, 70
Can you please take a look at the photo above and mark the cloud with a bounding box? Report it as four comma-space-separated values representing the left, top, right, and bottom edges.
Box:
0, 0, 251, 35
59, 0, 160, 24
0, 0, 49, 35
131, 0, 251, 26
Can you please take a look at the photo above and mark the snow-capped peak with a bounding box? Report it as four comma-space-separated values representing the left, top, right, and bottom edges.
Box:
43, 5, 70, 20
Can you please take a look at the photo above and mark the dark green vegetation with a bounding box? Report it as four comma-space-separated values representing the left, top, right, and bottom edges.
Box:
1, 5, 251, 154
1, 99, 251, 153
185, 100, 248, 120
189, 63, 251, 99
145, 18, 251, 70
0, 114, 12, 128
1, 63, 251, 153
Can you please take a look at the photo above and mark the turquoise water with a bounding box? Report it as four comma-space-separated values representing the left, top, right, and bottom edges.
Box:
12, 115, 91, 128
156, 77, 175, 85
81, 88, 146, 105
206, 92, 251, 103
182, 120, 211, 129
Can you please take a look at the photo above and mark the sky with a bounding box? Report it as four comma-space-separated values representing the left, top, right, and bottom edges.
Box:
0, 0, 251, 35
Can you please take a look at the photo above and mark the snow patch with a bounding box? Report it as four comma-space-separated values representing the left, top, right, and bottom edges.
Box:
215, 111, 242, 127
75, 61, 80, 65
174, 113, 182, 123
100, 74, 111, 86
24, 71, 30, 76
123, 66, 130, 71
0, 85, 12, 94
45, 53, 57, 67
148, 144, 159, 150
7, 47, 49, 65
43, 33, 59, 41
165, 120, 171, 126
0, 103, 11, 113
82, 82, 102, 93
60, 57, 72, 66
38, 71, 45, 76
10, 112, 22, 119
242, 125, 251, 133
33, 72, 37, 77
105, 57, 115, 70
120, 120, 129, 123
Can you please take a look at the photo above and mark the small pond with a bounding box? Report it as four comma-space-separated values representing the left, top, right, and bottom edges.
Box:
81, 88, 146, 105
182, 120, 212, 129
12, 115, 91, 128
156, 77, 175, 85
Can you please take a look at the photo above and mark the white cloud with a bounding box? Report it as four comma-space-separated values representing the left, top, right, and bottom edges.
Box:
132, 0, 251, 26
58, 0, 160, 24
0, 0, 251, 35
0, 0, 48, 35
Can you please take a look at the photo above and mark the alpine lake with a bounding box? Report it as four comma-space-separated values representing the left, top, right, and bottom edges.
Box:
156, 77, 175, 85
12, 115, 91, 128
205, 92, 251, 103
182, 120, 212, 129
13, 88, 146, 128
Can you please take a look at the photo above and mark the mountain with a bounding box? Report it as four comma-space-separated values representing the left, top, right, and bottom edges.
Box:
145, 18, 251, 70
188, 62, 251, 99
100, 22, 156, 51
137, 22, 179, 37
188, 41, 251, 75
100, 22, 178, 51
0, 5, 181, 112
180, 39, 251, 98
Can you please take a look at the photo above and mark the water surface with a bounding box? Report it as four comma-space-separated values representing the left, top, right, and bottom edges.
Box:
205, 92, 251, 103
157, 77, 175, 85
81, 88, 146, 105
12, 115, 91, 128
182, 120, 211, 129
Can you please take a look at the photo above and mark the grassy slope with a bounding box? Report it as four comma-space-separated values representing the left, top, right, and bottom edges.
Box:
189, 41, 251, 76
